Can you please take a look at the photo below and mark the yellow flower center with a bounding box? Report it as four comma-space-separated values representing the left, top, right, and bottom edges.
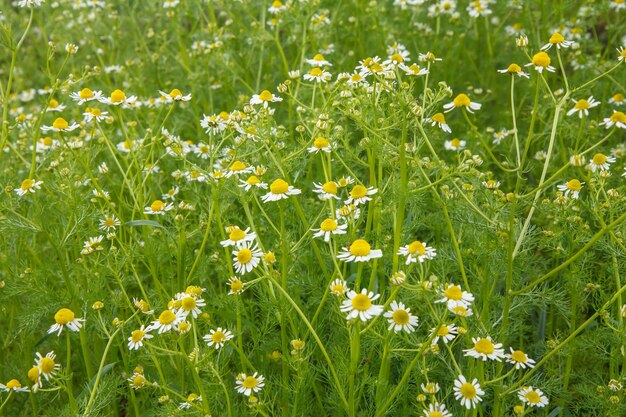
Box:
211, 331, 226, 344
450, 138, 461, 147
52, 117, 69, 130
621, 49, 626, 58
131, 330, 145, 343
230, 161, 246, 171
231, 279, 243, 292
237, 248, 253, 264
43, 136, 53, 146
39, 357, 56, 374
351, 73, 363, 82
392, 309, 410, 325
350, 184, 368, 199
258, 90, 274, 101
452, 305, 468, 316
169, 88, 182, 98
158, 310, 176, 325
229, 228, 245, 241
407, 241, 426, 255
444, 285, 463, 301
432, 113, 446, 124
390, 53, 404, 63
48, 99, 59, 108
181, 297, 196, 311
242, 376, 258, 389
460, 382, 477, 399
20, 179, 35, 190
313, 53, 324, 61
79, 88, 94, 99
314, 137, 329, 148
510, 350, 527, 363
28, 366, 39, 382
110, 89, 126, 103
132, 374, 146, 387
474, 338, 495, 354
592, 153, 607, 165
309, 68, 324, 77
332, 284, 346, 294
532, 52, 551, 67
427, 412, 444, 417
150, 200, 166, 212
349, 239, 371, 256
613, 93, 624, 102
506, 63, 522, 73
610, 111, 626, 123
90, 108, 102, 116
351, 293, 372, 311
566, 179, 582, 191
270, 179, 289, 194
549, 32, 565, 44
246, 175, 260, 185
320, 218, 338, 232
264, 252, 276, 264
437, 326, 450, 337
322, 181, 337, 194
574, 99, 590, 110
525, 391, 541, 404
54, 308, 75, 325
6, 379, 22, 390
453, 93, 471, 107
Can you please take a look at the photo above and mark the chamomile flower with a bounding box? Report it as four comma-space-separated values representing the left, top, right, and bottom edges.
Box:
116, 139, 140, 153
617, 46, 626, 63
345, 184, 377, 205
0, 380, 29, 393
431, 323, 458, 344
232, 242, 263, 274
308, 136, 332, 153
70, 87, 103, 104
83, 107, 109, 122
384, 301, 418, 333
128, 372, 148, 390
541, 32, 573, 50
162, 186, 179, 201
518, 386, 549, 408
505, 348, 536, 369
312, 181, 340, 201
134, 298, 154, 315
600, 111, 626, 129
236, 372, 265, 396
34, 351, 60, 381
464, 336, 505, 361
260, 179, 301, 202
40, 117, 80, 132
268, 0, 286, 13
239, 175, 268, 191
15, 178, 43, 196
340, 288, 384, 321
306, 53, 332, 66
303, 67, 332, 83
48, 308, 85, 336
128, 326, 153, 350
400, 63, 429, 76
449, 303, 474, 317
46, 98, 66, 112
250, 90, 283, 108
220, 226, 257, 247
80, 235, 104, 255
443, 93, 482, 113
99, 215, 120, 231
228, 276, 245, 295
330, 279, 348, 296
423, 403, 452, 417
497, 63, 530, 78
148, 309, 183, 334
608, 93, 625, 105
421, 382, 440, 395
144, 199, 174, 215
454, 375, 484, 409
444, 138, 466, 151
438, 283, 475, 308
567, 96, 600, 118
99, 89, 137, 106
18, 0, 45, 8
526, 51, 556, 73
158, 88, 191, 102
431, 113, 451, 133
311, 218, 348, 242
557, 179, 584, 199
398, 240, 436, 264
204, 327, 234, 349
588, 153, 615, 172
337, 239, 383, 262
175, 293, 206, 319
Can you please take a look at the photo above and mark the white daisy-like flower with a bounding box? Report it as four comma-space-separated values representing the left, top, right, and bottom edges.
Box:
600, 111, 626, 129
147, 309, 184, 334
128, 325, 153, 350
80, 235, 104, 255
437, 283, 475, 308
337, 239, 383, 263
566, 96, 600, 118
397, 240, 436, 264
46, 98, 66, 112
311, 218, 348, 242
340, 288, 384, 321
399, 63, 429, 76
588, 152, 616, 172
158, 88, 191, 102
249, 90, 282, 108
444, 138, 466, 151
260, 179, 301, 202
557, 179, 584, 199
430, 323, 458, 344
443, 93, 482, 113
384, 301, 419, 333
236, 372, 265, 396
162, 186, 179, 201
0, 380, 29, 393
464, 336, 505, 361
541, 32, 573, 50
525, 52, 556, 73
34, 351, 61, 381
431, 113, 452, 133
497, 63, 530, 78
175, 293, 206, 319
505, 347, 536, 370
453, 375, 484, 409
616, 46, 626, 62
312, 181, 341, 201
423, 402, 451, 417
303, 67, 332, 83
232, 242, 263, 274
421, 382, 440, 394
99, 215, 121, 231
518, 386, 549, 408
144, 199, 175, 215
329, 279, 349, 296
48, 308, 85, 336
15, 178, 43, 196
336, 204, 361, 221
116, 139, 141, 153
308, 136, 332, 153
203, 327, 234, 349
40, 117, 80, 132
268, 0, 287, 14
306, 53, 332, 66
220, 226, 257, 247
83, 107, 109, 122
448, 303, 474, 317
228, 276, 245, 295
200, 113, 229, 134
98, 89, 138, 106
69, 88, 103, 104
18, 0, 45, 8
345, 184, 377, 205
239, 175, 268, 191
